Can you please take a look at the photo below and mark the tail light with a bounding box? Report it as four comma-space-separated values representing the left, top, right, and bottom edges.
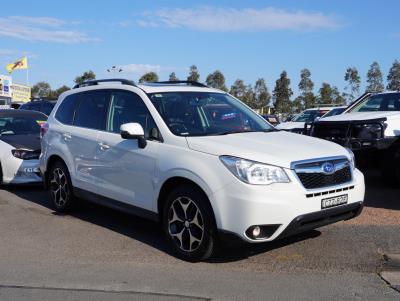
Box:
40, 122, 49, 139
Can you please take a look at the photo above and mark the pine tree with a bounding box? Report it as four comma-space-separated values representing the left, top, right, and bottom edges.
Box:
187, 65, 200, 82
298, 68, 316, 109
292, 97, 304, 113
139, 72, 159, 83
344, 67, 361, 103
169, 72, 178, 81
230, 79, 254, 107
206, 70, 227, 91
387, 60, 400, 91
332, 86, 345, 105
272, 71, 293, 114
253, 78, 271, 110
366, 62, 384, 93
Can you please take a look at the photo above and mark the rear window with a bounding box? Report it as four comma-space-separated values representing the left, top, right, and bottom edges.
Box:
55, 94, 78, 125
0, 113, 47, 135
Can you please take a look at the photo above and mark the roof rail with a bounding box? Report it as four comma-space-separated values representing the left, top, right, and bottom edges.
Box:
73, 78, 137, 89
149, 81, 208, 88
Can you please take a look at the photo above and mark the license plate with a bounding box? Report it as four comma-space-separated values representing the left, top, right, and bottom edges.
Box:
321, 194, 348, 209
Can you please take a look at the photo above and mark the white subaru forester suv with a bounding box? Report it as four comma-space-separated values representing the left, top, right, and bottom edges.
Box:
40, 79, 365, 261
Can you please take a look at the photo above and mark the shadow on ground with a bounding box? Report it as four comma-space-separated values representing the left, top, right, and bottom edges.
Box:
5, 168, 397, 262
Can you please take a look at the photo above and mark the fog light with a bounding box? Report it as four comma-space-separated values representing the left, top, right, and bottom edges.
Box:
252, 226, 261, 238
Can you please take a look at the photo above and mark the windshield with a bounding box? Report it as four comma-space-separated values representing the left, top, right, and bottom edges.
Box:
0, 114, 46, 135
350, 93, 400, 112
322, 107, 346, 118
148, 92, 274, 136
292, 110, 320, 122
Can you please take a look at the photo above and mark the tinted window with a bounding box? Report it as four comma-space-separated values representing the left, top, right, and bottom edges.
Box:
107, 91, 158, 139
74, 91, 109, 130
55, 94, 78, 125
42, 102, 55, 116
29, 103, 41, 112
0, 113, 47, 135
20, 103, 31, 110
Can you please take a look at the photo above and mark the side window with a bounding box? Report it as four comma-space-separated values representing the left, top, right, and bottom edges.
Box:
55, 94, 78, 125
74, 90, 109, 130
107, 90, 159, 140
29, 102, 41, 112
21, 103, 31, 110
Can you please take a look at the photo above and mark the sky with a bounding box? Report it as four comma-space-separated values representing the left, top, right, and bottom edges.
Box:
1, 0, 400, 96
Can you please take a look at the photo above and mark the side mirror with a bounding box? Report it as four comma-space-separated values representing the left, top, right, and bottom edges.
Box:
314, 117, 321, 122
120, 123, 147, 149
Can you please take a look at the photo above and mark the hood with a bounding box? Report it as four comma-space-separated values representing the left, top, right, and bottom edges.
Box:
0, 134, 41, 151
186, 131, 349, 169
320, 111, 400, 122
276, 121, 305, 130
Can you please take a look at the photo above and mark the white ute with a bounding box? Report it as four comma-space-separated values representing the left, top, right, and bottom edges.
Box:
312, 92, 400, 185
40, 79, 365, 261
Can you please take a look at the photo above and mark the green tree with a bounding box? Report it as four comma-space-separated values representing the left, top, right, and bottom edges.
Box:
298, 68, 316, 109
31, 81, 51, 98
272, 71, 293, 114
318, 82, 333, 104
366, 61, 384, 93
139, 72, 159, 83
332, 86, 345, 105
169, 72, 178, 81
253, 78, 271, 110
344, 67, 361, 103
387, 60, 400, 91
292, 97, 303, 113
230, 79, 254, 107
74, 70, 96, 85
206, 70, 227, 91
187, 65, 200, 82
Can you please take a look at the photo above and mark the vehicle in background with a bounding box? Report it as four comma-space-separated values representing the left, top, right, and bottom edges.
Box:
321, 106, 347, 118
261, 114, 280, 126
311, 92, 400, 185
19, 99, 57, 116
11, 102, 23, 109
0, 110, 46, 184
40, 79, 364, 261
276, 107, 336, 134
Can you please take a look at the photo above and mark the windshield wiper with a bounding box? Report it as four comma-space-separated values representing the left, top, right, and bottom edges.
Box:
211, 129, 277, 136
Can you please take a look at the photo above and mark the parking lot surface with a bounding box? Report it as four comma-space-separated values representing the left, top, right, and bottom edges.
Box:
0, 171, 399, 300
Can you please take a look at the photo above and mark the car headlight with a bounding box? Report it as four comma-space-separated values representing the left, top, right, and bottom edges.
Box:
11, 149, 40, 160
354, 123, 383, 139
345, 148, 355, 170
220, 156, 290, 185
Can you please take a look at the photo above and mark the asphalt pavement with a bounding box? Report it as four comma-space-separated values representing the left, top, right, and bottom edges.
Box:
0, 171, 399, 300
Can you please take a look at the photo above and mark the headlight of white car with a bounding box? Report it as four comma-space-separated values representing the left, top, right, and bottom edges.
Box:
220, 156, 290, 185
345, 148, 355, 170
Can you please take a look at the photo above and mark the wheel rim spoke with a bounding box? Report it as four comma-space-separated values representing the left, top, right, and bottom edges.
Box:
50, 168, 69, 207
168, 196, 204, 253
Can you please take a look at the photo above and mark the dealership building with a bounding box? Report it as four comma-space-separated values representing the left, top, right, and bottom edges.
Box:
0, 75, 31, 108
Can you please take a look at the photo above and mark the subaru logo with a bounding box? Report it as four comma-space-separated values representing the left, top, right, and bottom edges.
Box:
321, 162, 335, 175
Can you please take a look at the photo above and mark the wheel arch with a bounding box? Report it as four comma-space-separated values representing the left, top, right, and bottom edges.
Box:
44, 154, 68, 189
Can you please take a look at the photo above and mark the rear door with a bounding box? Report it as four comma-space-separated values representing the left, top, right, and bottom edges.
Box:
68, 90, 110, 193
94, 89, 160, 211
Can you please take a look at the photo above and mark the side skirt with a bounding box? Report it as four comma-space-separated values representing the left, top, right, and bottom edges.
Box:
74, 187, 159, 222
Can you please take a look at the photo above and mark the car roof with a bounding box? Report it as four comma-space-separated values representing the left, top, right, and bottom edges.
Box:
0, 109, 47, 118
137, 83, 222, 94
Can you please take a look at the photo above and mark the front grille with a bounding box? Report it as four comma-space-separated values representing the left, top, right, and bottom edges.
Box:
297, 167, 352, 189
292, 157, 352, 189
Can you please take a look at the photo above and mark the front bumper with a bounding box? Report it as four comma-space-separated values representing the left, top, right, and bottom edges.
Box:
2, 157, 42, 184
212, 168, 365, 243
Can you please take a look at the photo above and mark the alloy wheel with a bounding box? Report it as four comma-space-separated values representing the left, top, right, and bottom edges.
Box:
50, 167, 69, 207
168, 196, 204, 252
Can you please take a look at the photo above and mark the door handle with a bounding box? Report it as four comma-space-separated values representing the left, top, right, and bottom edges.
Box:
62, 133, 72, 140
98, 142, 110, 150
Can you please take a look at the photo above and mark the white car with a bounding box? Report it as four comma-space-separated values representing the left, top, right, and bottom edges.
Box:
312, 92, 400, 185
40, 79, 365, 261
0, 110, 46, 184
277, 107, 338, 134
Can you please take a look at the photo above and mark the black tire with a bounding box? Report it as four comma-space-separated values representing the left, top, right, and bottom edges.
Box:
47, 161, 76, 212
162, 185, 217, 261
381, 146, 400, 186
